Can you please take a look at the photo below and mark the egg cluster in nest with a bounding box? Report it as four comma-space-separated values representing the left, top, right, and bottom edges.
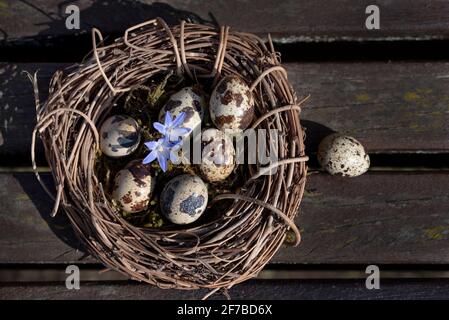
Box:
95, 73, 252, 228
31, 19, 307, 293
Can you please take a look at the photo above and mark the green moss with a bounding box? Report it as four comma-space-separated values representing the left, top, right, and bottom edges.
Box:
0, 1, 8, 10
404, 92, 420, 102
284, 230, 297, 245
424, 226, 449, 240
356, 93, 370, 103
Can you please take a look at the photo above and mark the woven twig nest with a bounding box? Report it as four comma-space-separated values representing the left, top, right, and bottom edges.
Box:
30, 18, 308, 296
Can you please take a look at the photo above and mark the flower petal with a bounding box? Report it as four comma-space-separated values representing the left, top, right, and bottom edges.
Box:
153, 122, 166, 134
172, 112, 186, 127
142, 150, 157, 164
144, 141, 158, 150
161, 147, 171, 159
164, 111, 173, 126
157, 153, 169, 172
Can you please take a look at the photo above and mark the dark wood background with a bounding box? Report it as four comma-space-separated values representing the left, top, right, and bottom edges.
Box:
1, 0, 449, 299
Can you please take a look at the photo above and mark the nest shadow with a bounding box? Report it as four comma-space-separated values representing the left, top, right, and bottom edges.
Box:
301, 120, 336, 153
14, 172, 86, 253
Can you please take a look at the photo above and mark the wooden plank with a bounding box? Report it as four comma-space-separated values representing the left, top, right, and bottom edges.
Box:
0, 172, 90, 263
280, 172, 449, 264
2, 61, 449, 164
1, 0, 449, 43
1, 172, 449, 264
294, 61, 449, 153
2, 279, 449, 299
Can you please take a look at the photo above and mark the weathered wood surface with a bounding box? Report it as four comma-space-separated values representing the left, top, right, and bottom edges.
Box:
1, 61, 449, 164
1, 172, 448, 264
1, 0, 448, 300
1, 0, 449, 43
2, 279, 449, 300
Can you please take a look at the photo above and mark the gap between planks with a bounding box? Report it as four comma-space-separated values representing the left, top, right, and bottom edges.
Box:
1, 265, 449, 283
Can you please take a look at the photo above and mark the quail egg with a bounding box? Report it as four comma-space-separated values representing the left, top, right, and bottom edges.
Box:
160, 174, 208, 225
200, 128, 235, 182
317, 133, 370, 177
159, 87, 206, 133
210, 76, 255, 133
112, 160, 156, 213
100, 115, 141, 157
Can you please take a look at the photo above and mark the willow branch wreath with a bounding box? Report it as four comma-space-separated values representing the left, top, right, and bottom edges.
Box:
29, 18, 308, 298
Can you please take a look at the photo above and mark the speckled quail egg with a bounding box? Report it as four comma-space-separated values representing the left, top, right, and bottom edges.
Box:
200, 128, 235, 182
100, 115, 141, 157
159, 87, 206, 132
160, 174, 208, 225
317, 133, 370, 177
112, 160, 156, 213
210, 76, 255, 133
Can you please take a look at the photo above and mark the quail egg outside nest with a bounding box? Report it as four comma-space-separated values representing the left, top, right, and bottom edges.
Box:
317, 133, 370, 177
160, 174, 208, 225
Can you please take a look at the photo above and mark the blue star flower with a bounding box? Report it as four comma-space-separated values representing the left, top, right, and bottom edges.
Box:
143, 112, 191, 172
153, 111, 191, 143
142, 138, 177, 172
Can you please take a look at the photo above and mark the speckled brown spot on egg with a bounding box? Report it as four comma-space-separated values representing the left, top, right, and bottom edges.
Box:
130, 200, 148, 212
215, 115, 236, 127
122, 192, 133, 204
238, 106, 255, 129
220, 91, 243, 107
